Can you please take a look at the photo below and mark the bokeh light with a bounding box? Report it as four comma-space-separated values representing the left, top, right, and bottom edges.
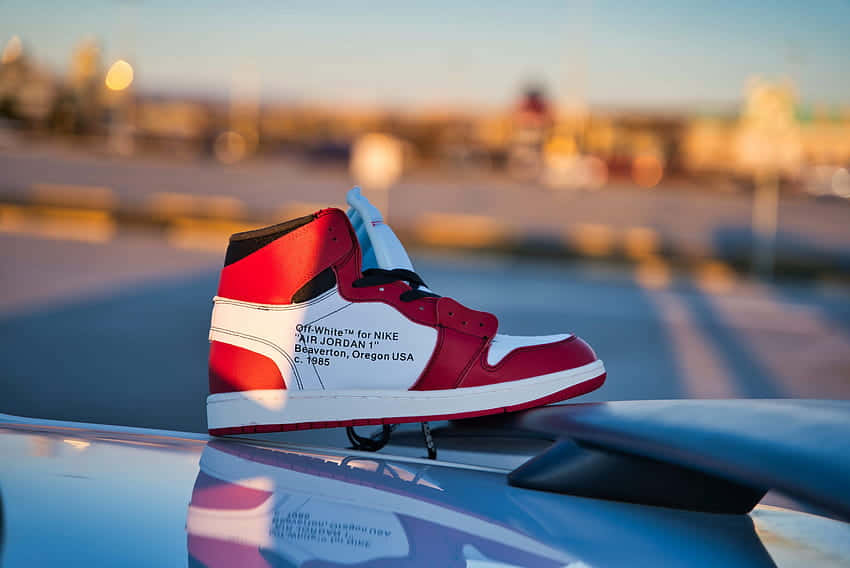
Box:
833, 167, 850, 199
105, 59, 134, 91
632, 153, 664, 188
214, 130, 247, 164
1, 35, 22, 64
350, 133, 404, 191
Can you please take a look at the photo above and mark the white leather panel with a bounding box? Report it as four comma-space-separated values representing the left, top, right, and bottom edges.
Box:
210, 287, 438, 391
486, 333, 571, 366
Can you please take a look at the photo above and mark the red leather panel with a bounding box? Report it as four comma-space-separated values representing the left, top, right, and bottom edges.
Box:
435, 297, 498, 337
410, 328, 489, 390
190, 471, 272, 510
209, 341, 284, 394
188, 535, 272, 568
217, 209, 352, 304
333, 247, 441, 327
459, 335, 597, 388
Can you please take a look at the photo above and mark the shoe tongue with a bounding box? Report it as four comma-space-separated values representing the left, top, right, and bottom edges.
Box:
346, 186, 415, 271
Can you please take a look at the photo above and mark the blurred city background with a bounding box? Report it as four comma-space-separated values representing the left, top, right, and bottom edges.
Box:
1, 1, 849, 434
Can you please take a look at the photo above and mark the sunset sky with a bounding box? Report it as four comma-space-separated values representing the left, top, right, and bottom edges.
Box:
3, 0, 848, 109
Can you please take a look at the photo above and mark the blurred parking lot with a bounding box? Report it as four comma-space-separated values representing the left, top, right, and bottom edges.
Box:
1, 145, 849, 278
1, 1, 849, 441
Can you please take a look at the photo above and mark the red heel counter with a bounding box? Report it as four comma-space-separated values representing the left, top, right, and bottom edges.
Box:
209, 341, 285, 394
216, 209, 355, 304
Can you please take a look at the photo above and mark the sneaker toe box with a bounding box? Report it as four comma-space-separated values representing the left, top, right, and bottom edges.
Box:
460, 334, 599, 388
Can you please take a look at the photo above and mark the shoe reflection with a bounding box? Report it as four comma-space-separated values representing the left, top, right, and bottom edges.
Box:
186, 441, 574, 568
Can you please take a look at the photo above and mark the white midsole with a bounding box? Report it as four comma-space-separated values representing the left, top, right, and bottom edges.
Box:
207, 359, 604, 429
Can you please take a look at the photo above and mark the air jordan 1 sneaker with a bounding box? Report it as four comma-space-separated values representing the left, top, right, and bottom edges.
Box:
207, 187, 605, 434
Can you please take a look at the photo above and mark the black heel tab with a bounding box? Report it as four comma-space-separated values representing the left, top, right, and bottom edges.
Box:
224, 214, 315, 266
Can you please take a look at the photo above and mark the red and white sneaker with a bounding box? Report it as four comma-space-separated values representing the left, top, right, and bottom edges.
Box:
207, 187, 605, 435
187, 441, 578, 567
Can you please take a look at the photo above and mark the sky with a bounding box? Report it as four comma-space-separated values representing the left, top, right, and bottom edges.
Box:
2, 0, 848, 110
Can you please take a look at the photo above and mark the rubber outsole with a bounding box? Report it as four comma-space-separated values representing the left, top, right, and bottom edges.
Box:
208, 372, 605, 436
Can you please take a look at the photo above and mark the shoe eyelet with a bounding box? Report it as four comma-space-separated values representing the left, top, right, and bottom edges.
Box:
479, 322, 484, 327
448, 311, 454, 316
379, 287, 385, 292
462, 321, 467, 326
418, 306, 424, 311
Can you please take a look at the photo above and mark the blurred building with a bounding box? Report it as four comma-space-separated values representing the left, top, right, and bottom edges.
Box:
1, 38, 848, 194
684, 80, 850, 192
0, 36, 57, 128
